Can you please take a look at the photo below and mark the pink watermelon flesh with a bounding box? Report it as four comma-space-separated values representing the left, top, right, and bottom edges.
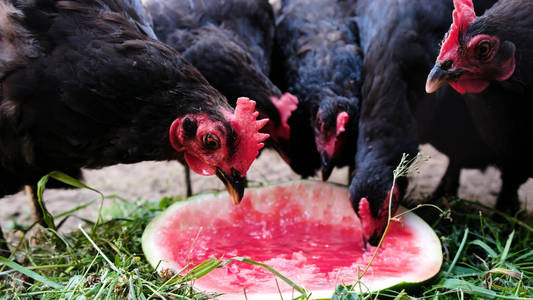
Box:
142, 181, 442, 299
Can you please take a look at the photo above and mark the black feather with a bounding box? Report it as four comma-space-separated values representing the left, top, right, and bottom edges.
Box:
0, 0, 228, 196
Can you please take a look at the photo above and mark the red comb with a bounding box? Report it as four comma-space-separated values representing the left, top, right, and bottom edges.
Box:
358, 198, 379, 239
438, 0, 476, 62
228, 97, 269, 176
358, 185, 401, 240
271, 92, 299, 140
336, 111, 349, 136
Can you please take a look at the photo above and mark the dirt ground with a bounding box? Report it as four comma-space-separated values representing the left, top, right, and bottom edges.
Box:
1, 144, 532, 236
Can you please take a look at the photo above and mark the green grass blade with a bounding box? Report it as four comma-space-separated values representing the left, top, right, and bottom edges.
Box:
78, 225, 121, 274
54, 200, 96, 219
500, 230, 515, 265
106, 277, 120, 300
485, 267, 522, 281
447, 228, 469, 274
515, 250, 533, 262
45, 227, 73, 250
36, 171, 103, 231
36, 174, 57, 230
67, 254, 99, 300
441, 278, 526, 299
129, 276, 137, 300
470, 239, 498, 258
186, 257, 223, 280
37, 171, 106, 233
0, 256, 62, 289
47, 171, 106, 231
93, 277, 110, 299
224, 257, 307, 296
47, 171, 102, 195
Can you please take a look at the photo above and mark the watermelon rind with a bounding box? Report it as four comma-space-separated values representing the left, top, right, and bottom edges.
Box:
142, 180, 442, 300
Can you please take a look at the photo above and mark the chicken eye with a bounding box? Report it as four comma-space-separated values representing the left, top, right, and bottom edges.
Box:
475, 41, 492, 60
202, 133, 220, 150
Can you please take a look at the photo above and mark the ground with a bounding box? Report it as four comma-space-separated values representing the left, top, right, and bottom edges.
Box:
1, 144, 531, 236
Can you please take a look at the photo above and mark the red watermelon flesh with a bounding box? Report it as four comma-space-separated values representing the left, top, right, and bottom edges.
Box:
143, 181, 442, 299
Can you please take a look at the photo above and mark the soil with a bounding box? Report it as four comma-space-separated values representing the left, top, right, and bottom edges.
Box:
1, 144, 532, 237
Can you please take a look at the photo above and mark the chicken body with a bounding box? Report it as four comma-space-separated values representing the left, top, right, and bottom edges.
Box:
273, 0, 363, 180
0, 0, 267, 254
351, 0, 500, 245
0, 0, 182, 194
145, 0, 311, 176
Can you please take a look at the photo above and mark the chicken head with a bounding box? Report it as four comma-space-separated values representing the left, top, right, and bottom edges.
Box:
426, 0, 516, 94
169, 97, 269, 204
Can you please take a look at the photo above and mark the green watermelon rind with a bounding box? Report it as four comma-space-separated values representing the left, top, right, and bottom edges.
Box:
142, 190, 230, 270
142, 180, 442, 300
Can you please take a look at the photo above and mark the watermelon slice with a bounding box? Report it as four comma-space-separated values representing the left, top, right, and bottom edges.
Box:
142, 181, 442, 299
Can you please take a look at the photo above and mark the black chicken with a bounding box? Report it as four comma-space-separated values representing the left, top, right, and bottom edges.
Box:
144, 0, 316, 177
273, 0, 362, 180
426, 0, 533, 212
0, 0, 268, 255
350, 0, 500, 246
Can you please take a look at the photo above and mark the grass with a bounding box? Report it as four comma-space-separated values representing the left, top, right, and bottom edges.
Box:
0, 171, 532, 299
333, 198, 533, 300
1, 193, 215, 300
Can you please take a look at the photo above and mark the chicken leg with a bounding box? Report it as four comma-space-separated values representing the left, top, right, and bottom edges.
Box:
26, 185, 46, 226
432, 163, 461, 200
496, 169, 527, 215
184, 165, 192, 197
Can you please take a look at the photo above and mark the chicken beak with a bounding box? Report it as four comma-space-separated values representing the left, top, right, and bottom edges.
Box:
215, 167, 246, 205
425, 64, 465, 94
320, 152, 334, 181
365, 230, 382, 247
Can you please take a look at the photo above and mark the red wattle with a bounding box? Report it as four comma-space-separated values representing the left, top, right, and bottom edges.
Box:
184, 153, 215, 176
450, 79, 489, 94
169, 119, 183, 152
